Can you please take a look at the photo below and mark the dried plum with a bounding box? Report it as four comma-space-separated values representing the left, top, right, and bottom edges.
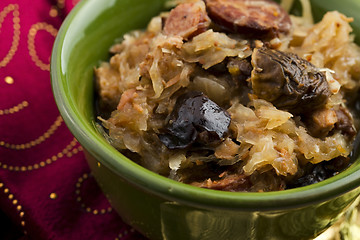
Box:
287, 157, 350, 189
251, 47, 331, 114
158, 91, 231, 149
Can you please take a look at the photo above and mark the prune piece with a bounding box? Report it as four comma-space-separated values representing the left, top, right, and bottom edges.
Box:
251, 47, 331, 114
163, 1, 210, 40
205, 0, 291, 39
287, 157, 350, 189
159, 91, 231, 149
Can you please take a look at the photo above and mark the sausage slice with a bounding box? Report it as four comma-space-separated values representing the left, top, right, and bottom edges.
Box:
163, 1, 211, 40
205, 0, 291, 38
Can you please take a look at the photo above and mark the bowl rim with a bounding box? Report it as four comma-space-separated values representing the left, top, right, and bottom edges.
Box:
51, 0, 360, 211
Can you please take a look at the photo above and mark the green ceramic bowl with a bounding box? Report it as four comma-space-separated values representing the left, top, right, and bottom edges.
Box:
51, 0, 360, 239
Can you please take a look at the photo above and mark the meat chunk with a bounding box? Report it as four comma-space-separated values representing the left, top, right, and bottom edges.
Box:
335, 107, 356, 139
250, 47, 331, 114
205, 0, 291, 39
190, 172, 251, 191
305, 108, 337, 138
163, 1, 210, 40
158, 91, 231, 149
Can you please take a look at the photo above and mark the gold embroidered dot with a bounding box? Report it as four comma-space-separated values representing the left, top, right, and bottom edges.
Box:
86, 207, 91, 213
100, 209, 106, 214
2, 165, 7, 169
107, 207, 112, 212
8, 166, 14, 171
16, 205, 22, 211
93, 210, 98, 215
0, 111, 3, 115
12, 199, 18, 205
14, 166, 20, 171
8, 194, 13, 199
66, 152, 72, 158
49, 7, 58, 17
75, 190, 80, 195
46, 159, 52, 164
33, 164, 39, 169
20, 221, 25, 227
83, 173, 88, 179
0, 183, 3, 188
57, 153, 63, 158
97, 162, 101, 167
76, 197, 81, 202
39, 162, 45, 167
27, 166, 33, 171
50, 193, 57, 200
4, 76, 14, 84
20, 212, 24, 217
29, 28, 36, 36
76, 183, 81, 188
51, 156, 57, 161
20, 166, 26, 171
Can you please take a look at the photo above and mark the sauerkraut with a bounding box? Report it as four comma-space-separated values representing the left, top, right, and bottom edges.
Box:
95, 0, 360, 192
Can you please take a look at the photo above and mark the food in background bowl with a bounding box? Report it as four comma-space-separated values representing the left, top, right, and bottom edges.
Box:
95, 0, 360, 192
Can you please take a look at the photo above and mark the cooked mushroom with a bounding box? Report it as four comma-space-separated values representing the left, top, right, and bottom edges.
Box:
250, 47, 331, 114
158, 91, 231, 149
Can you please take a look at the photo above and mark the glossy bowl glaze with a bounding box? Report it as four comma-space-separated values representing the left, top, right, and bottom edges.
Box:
51, 0, 360, 239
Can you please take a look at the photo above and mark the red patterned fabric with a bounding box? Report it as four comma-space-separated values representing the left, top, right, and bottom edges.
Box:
0, 1, 145, 239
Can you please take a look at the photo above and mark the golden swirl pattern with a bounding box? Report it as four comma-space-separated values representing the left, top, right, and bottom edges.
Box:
0, 138, 82, 171
0, 182, 27, 235
115, 228, 135, 240
0, 4, 20, 68
75, 172, 113, 215
27, 22, 58, 71
0, 100, 28, 116
0, 115, 63, 150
